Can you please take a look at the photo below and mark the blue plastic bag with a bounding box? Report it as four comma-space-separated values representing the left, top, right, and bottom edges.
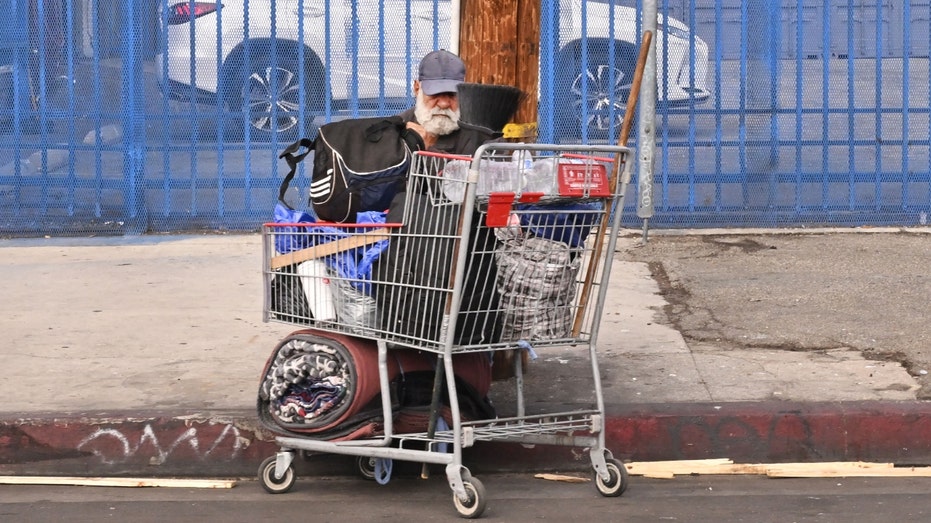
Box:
274, 203, 388, 295
516, 201, 603, 249
321, 211, 389, 295
273, 202, 316, 254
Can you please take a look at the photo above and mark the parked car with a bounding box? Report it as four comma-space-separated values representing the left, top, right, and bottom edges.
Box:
156, 0, 447, 141
155, 0, 710, 142
554, 0, 711, 139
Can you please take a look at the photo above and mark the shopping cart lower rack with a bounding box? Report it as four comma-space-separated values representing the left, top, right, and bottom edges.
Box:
257, 142, 634, 518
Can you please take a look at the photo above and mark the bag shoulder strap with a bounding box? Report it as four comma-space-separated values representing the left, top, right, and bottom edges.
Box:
400, 125, 425, 152
362, 116, 424, 151
277, 137, 315, 209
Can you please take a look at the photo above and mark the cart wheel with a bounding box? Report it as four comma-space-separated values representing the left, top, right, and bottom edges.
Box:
593, 457, 629, 497
259, 455, 296, 494
356, 456, 378, 481
452, 477, 487, 519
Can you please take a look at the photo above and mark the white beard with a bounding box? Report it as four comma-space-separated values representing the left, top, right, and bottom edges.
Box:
414, 90, 461, 136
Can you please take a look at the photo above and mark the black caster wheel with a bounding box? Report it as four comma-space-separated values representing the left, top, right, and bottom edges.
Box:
356, 456, 378, 481
356, 456, 393, 483
452, 476, 487, 519
258, 455, 296, 494
593, 457, 629, 497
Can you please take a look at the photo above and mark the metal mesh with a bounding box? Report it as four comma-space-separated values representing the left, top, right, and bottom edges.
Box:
2, 1, 930, 236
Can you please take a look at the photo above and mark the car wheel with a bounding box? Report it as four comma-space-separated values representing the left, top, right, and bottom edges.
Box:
557, 45, 637, 141
571, 62, 631, 139
225, 49, 315, 143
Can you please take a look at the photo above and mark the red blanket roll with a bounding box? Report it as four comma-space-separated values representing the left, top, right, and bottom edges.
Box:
257, 329, 492, 438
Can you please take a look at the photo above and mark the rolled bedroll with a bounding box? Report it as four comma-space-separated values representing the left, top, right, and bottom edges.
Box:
257, 329, 493, 440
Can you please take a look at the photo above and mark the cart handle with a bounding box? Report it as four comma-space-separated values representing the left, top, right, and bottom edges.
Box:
263, 221, 402, 229
561, 153, 616, 163
413, 150, 473, 161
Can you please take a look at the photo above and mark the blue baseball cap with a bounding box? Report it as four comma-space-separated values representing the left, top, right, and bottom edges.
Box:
418, 50, 466, 95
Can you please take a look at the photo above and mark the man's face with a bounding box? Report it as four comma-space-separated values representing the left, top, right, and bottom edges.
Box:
414, 82, 461, 136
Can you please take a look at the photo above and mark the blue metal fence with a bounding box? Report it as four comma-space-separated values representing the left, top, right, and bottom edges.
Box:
1, 0, 930, 236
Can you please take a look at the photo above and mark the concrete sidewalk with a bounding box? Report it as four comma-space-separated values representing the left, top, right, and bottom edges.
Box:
1, 231, 930, 478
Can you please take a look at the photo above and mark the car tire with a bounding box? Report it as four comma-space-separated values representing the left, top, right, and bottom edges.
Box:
224, 45, 320, 143
556, 42, 637, 142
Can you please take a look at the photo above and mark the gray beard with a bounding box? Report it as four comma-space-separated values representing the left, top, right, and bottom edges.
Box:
414, 92, 461, 136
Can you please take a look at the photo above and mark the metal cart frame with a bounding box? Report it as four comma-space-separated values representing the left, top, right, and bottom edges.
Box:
258, 142, 634, 518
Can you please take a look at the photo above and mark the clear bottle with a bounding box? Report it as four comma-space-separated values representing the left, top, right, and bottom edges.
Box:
512, 149, 533, 175
476, 149, 531, 196
522, 157, 558, 194
441, 159, 470, 203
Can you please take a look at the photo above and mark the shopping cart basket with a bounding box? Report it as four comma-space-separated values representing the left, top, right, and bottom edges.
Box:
258, 142, 634, 518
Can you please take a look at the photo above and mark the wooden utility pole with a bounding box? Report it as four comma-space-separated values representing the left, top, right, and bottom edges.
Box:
458, 0, 540, 138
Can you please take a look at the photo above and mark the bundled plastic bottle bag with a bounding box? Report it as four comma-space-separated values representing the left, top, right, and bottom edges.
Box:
494, 235, 581, 341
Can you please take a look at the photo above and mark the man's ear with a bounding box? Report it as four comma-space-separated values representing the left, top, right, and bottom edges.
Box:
412, 80, 421, 97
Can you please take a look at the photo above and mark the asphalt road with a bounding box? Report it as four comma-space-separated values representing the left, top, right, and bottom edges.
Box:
619, 230, 931, 399
2, 474, 928, 522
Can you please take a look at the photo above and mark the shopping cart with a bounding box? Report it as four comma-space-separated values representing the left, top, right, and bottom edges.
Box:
258, 142, 634, 518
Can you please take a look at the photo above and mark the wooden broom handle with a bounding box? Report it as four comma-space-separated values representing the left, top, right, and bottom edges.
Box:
572, 30, 652, 337
618, 31, 653, 152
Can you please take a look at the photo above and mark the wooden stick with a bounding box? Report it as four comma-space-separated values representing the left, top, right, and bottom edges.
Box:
572, 30, 653, 336
534, 473, 590, 483
622, 459, 931, 478
270, 228, 391, 269
0, 476, 236, 488
765, 463, 931, 478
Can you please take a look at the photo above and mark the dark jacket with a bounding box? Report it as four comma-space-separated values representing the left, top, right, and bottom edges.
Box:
375, 109, 503, 347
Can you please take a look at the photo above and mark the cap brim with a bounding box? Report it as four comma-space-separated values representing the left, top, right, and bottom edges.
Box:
421, 79, 462, 96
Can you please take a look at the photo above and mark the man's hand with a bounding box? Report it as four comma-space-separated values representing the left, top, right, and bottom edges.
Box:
406, 121, 437, 149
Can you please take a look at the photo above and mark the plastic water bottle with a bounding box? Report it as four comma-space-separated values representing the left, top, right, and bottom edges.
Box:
522, 157, 558, 194
512, 149, 532, 173
441, 159, 469, 203
509, 148, 532, 194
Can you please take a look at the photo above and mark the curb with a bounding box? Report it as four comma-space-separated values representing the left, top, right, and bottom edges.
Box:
2, 401, 930, 478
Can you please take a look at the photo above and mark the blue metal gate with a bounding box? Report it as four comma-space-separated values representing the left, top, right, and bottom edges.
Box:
540, 0, 931, 228
2, 0, 930, 236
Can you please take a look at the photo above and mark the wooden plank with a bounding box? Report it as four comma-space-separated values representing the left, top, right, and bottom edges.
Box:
768, 467, 931, 478
764, 461, 893, 474
0, 476, 236, 488
622, 459, 929, 478
642, 471, 676, 479
534, 473, 590, 483
765, 463, 931, 478
270, 228, 391, 270
715, 463, 773, 475
624, 458, 738, 476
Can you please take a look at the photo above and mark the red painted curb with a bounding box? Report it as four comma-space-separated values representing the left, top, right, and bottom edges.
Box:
1, 402, 929, 477
0, 413, 277, 477
603, 401, 931, 464
472, 401, 931, 471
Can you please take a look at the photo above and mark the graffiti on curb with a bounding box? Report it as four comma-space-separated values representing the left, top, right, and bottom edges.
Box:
77, 423, 248, 465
